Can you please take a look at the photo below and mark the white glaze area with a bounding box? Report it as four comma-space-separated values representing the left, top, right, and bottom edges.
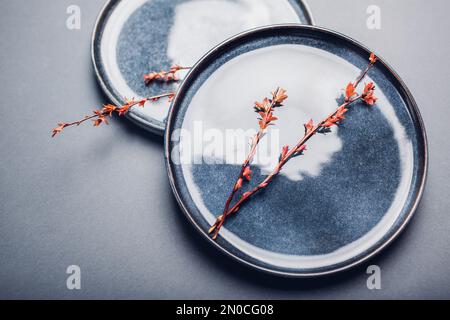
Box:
183, 45, 347, 180
179, 44, 415, 269
167, 0, 301, 66
100, 0, 303, 124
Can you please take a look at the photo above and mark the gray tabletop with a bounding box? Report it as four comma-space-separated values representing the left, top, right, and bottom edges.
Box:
0, 0, 449, 299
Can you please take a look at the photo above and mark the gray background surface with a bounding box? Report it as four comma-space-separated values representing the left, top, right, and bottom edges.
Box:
0, 0, 449, 299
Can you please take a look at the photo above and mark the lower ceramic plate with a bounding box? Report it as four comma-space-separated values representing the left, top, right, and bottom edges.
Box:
91, 0, 314, 135
165, 25, 427, 277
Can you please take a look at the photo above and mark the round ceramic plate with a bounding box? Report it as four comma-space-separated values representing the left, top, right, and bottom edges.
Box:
91, 0, 314, 135
165, 25, 428, 277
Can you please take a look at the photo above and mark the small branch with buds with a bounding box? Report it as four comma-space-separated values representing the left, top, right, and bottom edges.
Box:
52, 64, 192, 137
51, 92, 175, 137
143, 65, 191, 85
209, 53, 378, 239
209, 88, 288, 236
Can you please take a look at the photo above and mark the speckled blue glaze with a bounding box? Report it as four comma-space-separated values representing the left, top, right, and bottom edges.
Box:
92, 0, 314, 134
165, 25, 427, 276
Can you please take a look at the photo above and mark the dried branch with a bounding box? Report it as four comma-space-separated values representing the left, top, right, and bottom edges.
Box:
51, 92, 175, 137
209, 53, 378, 239
143, 65, 191, 85
208, 88, 288, 235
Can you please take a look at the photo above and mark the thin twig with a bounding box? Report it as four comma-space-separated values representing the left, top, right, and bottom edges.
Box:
144, 65, 191, 85
209, 88, 288, 235
51, 92, 175, 137
210, 53, 378, 239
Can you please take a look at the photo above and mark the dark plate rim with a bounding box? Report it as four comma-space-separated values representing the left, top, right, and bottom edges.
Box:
164, 24, 429, 278
90, 0, 315, 136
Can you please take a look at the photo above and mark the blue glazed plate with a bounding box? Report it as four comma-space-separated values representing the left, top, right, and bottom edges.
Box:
91, 0, 314, 135
165, 25, 428, 277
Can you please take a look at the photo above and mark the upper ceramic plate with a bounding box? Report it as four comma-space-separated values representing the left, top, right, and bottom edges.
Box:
165, 25, 428, 277
91, 0, 314, 135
